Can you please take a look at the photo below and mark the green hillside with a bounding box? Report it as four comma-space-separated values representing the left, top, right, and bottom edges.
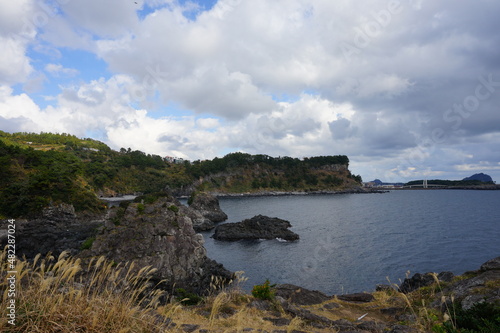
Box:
0, 131, 361, 218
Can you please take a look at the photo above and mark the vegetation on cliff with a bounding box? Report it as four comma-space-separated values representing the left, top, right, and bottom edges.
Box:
0, 131, 361, 218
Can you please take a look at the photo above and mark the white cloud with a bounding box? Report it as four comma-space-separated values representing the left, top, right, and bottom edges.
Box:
45, 63, 79, 77
1, 0, 500, 182
0, 0, 36, 85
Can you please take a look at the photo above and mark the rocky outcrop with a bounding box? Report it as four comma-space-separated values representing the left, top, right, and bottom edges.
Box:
189, 192, 228, 223
0, 203, 103, 259
438, 256, 500, 310
182, 206, 215, 232
212, 215, 300, 241
399, 271, 454, 293
336, 292, 375, 303
81, 196, 232, 294
274, 284, 331, 305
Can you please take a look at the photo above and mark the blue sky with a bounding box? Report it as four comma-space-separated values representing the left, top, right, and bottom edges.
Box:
1, 0, 500, 182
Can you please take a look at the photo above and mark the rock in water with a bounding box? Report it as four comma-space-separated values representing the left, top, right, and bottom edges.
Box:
212, 215, 299, 241
189, 192, 228, 223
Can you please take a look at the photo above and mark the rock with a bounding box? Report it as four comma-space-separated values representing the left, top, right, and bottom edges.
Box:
182, 206, 215, 232
247, 299, 273, 311
376, 284, 397, 292
275, 296, 335, 327
212, 215, 299, 241
380, 307, 404, 317
81, 196, 233, 294
274, 284, 331, 305
388, 325, 420, 333
336, 293, 375, 303
180, 324, 199, 332
437, 271, 455, 282
263, 317, 291, 326
480, 256, 500, 271
0, 203, 103, 259
189, 192, 228, 223
357, 320, 387, 333
441, 268, 500, 310
398, 271, 453, 293
323, 302, 341, 310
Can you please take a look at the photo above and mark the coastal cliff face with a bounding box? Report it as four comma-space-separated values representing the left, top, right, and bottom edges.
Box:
0, 203, 103, 259
81, 196, 232, 293
0, 196, 232, 295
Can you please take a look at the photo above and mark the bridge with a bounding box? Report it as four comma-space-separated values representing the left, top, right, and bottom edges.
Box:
402, 180, 447, 189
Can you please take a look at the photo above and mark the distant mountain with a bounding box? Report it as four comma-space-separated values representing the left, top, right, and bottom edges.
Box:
367, 179, 404, 186
463, 173, 493, 183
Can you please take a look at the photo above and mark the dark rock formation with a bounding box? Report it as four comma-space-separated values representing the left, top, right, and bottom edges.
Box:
189, 192, 228, 223
399, 271, 454, 293
336, 292, 375, 303
212, 215, 299, 241
0, 203, 103, 259
480, 256, 500, 271
81, 196, 233, 294
274, 284, 331, 305
439, 256, 500, 310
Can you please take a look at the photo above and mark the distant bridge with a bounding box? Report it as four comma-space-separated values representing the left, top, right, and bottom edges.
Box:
403, 180, 447, 189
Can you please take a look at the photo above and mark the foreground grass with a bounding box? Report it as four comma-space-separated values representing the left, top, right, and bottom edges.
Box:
0, 251, 310, 332
0, 251, 167, 332
2, 250, 497, 333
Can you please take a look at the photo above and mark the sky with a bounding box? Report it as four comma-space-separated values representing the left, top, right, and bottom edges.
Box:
1, 0, 500, 183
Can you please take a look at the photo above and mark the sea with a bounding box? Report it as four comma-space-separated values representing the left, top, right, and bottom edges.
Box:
195, 190, 500, 295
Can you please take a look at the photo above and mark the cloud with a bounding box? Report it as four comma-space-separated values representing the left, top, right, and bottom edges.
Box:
0, 0, 36, 85
1, 0, 500, 182
45, 63, 79, 77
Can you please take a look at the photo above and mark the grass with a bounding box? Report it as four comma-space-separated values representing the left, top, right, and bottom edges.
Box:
0, 250, 167, 332
2, 250, 497, 333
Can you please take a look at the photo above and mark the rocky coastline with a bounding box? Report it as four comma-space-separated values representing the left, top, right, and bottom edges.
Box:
1, 191, 498, 333
184, 186, 388, 199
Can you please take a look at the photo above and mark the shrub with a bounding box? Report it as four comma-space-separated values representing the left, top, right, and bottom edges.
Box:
175, 288, 203, 306
168, 205, 179, 213
251, 279, 275, 301
433, 301, 500, 333
80, 236, 95, 250
136, 203, 145, 214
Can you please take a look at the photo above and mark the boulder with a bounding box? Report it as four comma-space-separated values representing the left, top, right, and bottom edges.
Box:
336, 292, 375, 303
274, 284, 331, 305
189, 192, 228, 223
399, 271, 454, 293
212, 215, 299, 241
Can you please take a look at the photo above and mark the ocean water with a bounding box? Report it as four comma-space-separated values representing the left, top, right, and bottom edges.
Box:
197, 190, 500, 295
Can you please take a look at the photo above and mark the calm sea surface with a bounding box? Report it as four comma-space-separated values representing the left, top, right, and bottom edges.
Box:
195, 190, 500, 295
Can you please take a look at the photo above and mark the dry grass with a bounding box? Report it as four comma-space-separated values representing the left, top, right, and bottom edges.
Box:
3, 249, 452, 333
0, 250, 167, 332
0, 251, 332, 333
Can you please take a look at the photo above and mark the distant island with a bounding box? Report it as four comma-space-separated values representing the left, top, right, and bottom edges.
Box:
365, 173, 498, 189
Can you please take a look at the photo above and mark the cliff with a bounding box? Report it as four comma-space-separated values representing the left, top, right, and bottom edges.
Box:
0, 195, 232, 295
81, 196, 232, 293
